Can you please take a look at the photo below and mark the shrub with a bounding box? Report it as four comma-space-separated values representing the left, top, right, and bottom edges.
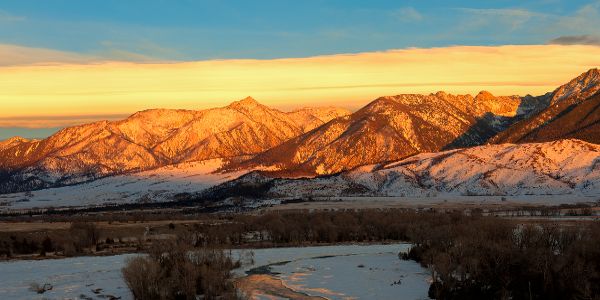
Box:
122, 238, 240, 300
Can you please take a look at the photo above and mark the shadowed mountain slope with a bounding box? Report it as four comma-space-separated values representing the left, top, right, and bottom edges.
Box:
492, 68, 600, 144
230, 91, 530, 176
0, 97, 350, 193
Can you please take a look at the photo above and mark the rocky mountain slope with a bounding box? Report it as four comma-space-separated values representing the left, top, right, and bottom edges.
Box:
2, 69, 599, 204
214, 139, 600, 199
0, 97, 350, 193
491, 68, 600, 144
0, 158, 247, 210
231, 91, 530, 176
4, 139, 597, 210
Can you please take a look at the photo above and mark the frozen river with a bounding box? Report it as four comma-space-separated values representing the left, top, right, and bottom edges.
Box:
233, 243, 430, 300
0, 243, 430, 300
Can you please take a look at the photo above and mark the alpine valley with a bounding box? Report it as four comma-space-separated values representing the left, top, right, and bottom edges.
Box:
1, 69, 600, 211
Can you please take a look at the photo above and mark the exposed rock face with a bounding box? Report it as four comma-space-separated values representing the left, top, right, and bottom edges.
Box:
2, 69, 599, 201
491, 69, 600, 144
0, 97, 350, 193
217, 139, 600, 198
232, 91, 529, 176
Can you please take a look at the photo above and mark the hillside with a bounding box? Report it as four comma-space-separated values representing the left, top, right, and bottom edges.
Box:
491, 68, 600, 144
215, 139, 600, 199
0, 97, 349, 193
231, 91, 528, 176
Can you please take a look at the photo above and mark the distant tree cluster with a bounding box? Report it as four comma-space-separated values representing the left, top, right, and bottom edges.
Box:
0, 222, 99, 258
402, 215, 600, 300
122, 237, 240, 300
191, 210, 422, 246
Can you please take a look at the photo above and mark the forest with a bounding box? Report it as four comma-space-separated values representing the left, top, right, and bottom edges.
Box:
2, 209, 600, 299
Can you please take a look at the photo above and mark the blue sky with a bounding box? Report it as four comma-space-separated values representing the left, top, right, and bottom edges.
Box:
1, 0, 600, 140
1, 0, 600, 60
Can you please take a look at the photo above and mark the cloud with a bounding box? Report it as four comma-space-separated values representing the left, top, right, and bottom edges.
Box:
548, 34, 600, 45
0, 43, 175, 66
96, 40, 182, 62
555, 1, 600, 30
456, 8, 541, 30
0, 10, 25, 22
0, 44, 599, 121
0, 44, 98, 66
391, 7, 423, 22
0, 114, 130, 128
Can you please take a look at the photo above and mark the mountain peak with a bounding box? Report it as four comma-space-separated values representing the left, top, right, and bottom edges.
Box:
581, 67, 600, 77
475, 90, 495, 99
227, 96, 263, 110
3, 136, 29, 143
237, 96, 259, 105
0, 136, 33, 151
551, 68, 600, 104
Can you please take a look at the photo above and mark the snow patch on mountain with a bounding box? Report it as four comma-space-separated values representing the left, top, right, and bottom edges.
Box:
256, 139, 600, 198
0, 158, 246, 210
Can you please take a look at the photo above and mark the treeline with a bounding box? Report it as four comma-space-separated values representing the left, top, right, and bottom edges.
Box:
0, 222, 101, 258
4, 209, 600, 299
190, 209, 424, 246
401, 215, 600, 299
187, 210, 600, 299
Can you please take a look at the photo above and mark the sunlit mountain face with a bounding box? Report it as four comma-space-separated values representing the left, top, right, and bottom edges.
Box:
3, 3, 600, 300
0, 69, 599, 208
0, 1, 599, 208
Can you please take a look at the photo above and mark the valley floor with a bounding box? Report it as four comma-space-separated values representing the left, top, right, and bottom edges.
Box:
0, 243, 429, 300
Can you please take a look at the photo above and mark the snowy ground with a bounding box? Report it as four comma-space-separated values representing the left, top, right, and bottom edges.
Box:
0, 254, 136, 300
265, 194, 600, 211
233, 244, 431, 300
333, 195, 600, 205
0, 244, 429, 300
0, 159, 246, 211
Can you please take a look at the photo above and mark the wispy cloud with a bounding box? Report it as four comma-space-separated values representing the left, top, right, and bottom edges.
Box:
0, 43, 176, 67
96, 40, 183, 62
0, 44, 599, 119
456, 8, 543, 31
548, 34, 600, 45
391, 7, 423, 22
0, 44, 97, 66
555, 1, 600, 30
0, 10, 25, 22
0, 114, 129, 128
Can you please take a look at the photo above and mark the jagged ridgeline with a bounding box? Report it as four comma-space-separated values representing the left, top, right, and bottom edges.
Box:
0, 98, 350, 193
0, 69, 599, 199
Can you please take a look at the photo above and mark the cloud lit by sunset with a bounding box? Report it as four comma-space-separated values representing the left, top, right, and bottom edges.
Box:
1, 44, 599, 130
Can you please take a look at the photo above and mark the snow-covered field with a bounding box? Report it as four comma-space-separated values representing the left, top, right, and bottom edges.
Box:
0, 254, 136, 300
234, 243, 431, 300
0, 159, 246, 211
0, 244, 429, 300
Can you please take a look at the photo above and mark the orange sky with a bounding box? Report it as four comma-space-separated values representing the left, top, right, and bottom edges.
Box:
1, 44, 600, 128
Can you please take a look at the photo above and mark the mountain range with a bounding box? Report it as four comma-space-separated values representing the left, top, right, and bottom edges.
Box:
210, 139, 599, 200
0, 68, 599, 208
492, 68, 600, 144
0, 98, 349, 193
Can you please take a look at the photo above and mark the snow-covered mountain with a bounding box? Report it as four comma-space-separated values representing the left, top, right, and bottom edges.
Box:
215, 139, 600, 199
4, 139, 597, 210
0, 97, 350, 193
0, 158, 247, 210
492, 68, 600, 144
230, 91, 531, 176
2, 69, 599, 208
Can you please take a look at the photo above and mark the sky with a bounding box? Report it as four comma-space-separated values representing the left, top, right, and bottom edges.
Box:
1, 0, 600, 139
